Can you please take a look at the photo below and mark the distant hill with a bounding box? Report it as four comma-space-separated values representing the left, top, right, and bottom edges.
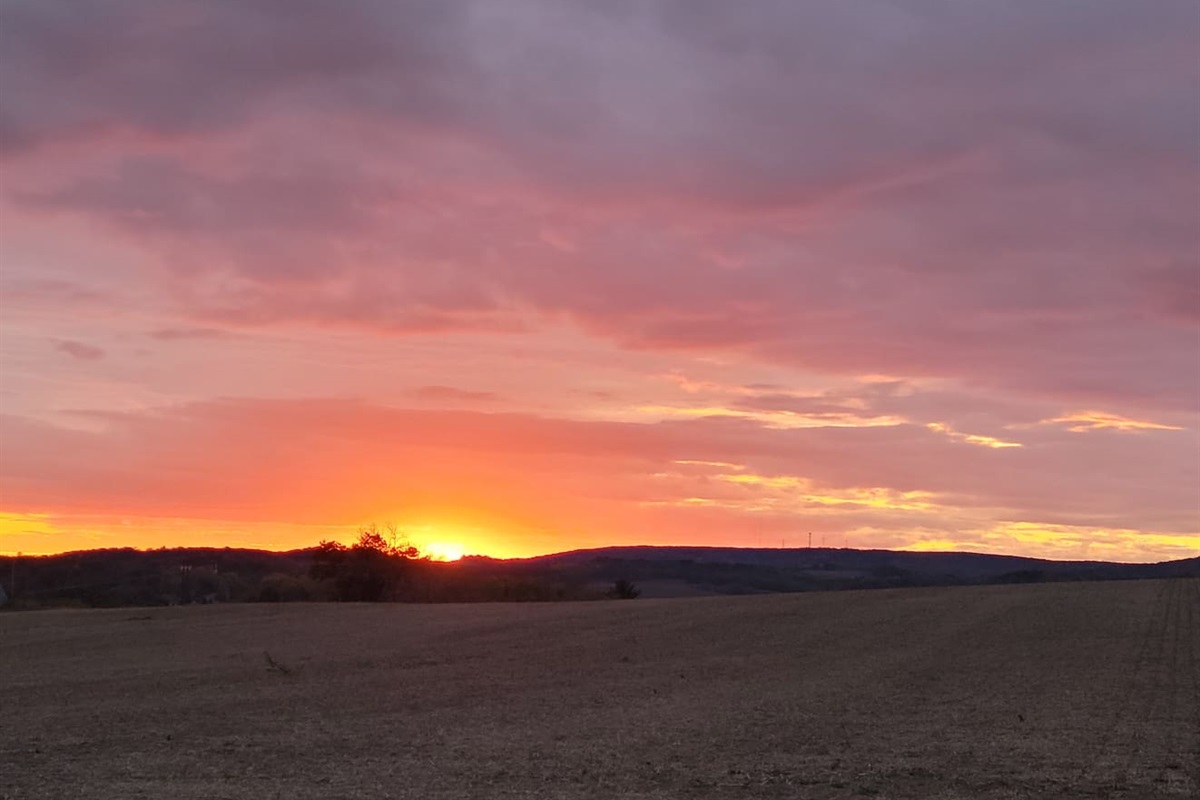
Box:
460, 546, 1200, 597
507, 545, 1200, 577
1, 545, 1196, 608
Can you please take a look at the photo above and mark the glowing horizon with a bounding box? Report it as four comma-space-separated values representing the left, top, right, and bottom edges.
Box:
1, 506, 1195, 565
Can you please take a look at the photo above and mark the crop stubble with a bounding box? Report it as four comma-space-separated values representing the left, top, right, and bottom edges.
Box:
1, 578, 1197, 799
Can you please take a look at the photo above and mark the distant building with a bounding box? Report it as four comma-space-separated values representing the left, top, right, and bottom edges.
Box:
0, 583, 8, 607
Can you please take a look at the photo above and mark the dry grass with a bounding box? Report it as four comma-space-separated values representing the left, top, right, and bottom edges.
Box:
2, 578, 1197, 799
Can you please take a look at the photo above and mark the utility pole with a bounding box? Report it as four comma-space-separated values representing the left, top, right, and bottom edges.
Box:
807, 532, 812, 549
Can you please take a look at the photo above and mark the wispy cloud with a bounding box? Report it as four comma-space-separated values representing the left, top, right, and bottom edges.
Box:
54, 340, 105, 361
1041, 411, 1186, 433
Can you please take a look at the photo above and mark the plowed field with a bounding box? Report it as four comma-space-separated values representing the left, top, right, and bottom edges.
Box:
2, 578, 1197, 798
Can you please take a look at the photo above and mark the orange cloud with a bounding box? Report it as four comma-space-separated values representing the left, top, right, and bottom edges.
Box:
636, 404, 905, 429
1, 396, 1195, 561
898, 523, 1199, 564
926, 422, 1023, 448
1042, 411, 1185, 433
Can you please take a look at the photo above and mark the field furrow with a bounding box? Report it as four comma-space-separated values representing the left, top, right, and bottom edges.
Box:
2, 578, 1198, 800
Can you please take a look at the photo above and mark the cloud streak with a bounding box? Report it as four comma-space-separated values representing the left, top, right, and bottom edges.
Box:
54, 339, 105, 361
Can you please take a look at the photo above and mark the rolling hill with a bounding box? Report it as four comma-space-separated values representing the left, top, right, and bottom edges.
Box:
2, 544, 1196, 608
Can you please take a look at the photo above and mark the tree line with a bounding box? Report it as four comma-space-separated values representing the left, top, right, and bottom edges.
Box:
0, 526, 640, 609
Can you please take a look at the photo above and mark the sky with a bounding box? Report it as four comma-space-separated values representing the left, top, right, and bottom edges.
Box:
0, 0, 1198, 562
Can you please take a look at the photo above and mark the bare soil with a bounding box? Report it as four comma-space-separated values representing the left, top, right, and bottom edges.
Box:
2, 578, 1197, 799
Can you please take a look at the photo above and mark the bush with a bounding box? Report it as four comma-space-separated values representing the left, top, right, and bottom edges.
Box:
607, 579, 641, 600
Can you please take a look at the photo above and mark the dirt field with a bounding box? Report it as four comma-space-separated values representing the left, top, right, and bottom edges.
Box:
2, 578, 1197, 799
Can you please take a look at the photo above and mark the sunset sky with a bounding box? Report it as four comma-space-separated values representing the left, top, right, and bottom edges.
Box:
1, 1, 1197, 562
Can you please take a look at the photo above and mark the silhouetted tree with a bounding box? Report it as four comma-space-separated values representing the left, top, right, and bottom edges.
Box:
310, 525, 421, 602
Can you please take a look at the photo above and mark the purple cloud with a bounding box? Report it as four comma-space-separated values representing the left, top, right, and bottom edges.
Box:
54, 339, 106, 361
147, 327, 231, 341
410, 385, 500, 404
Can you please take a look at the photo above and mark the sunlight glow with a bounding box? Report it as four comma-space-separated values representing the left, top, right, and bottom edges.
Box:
1041, 411, 1185, 433
635, 404, 905, 429
896, 524, 1200, 562
717, 473, 940, 511
926, 422, 1023, 448
672, 459, 747, 470
643, 466, 942, 514
421, 541, 465, 561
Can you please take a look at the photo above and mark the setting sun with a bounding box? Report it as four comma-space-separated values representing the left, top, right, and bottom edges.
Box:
422, 541, 465, 562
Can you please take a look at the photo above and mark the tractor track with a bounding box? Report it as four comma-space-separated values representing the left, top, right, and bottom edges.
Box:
1119, 577, 1197, 796
1184, 578, 1200, 790
1077, 578, 1198, 795
1134, 577, 1187, 793
1083, 580, 1168, 783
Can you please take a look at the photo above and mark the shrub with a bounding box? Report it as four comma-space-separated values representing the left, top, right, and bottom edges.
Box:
607, 579, 641, 600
